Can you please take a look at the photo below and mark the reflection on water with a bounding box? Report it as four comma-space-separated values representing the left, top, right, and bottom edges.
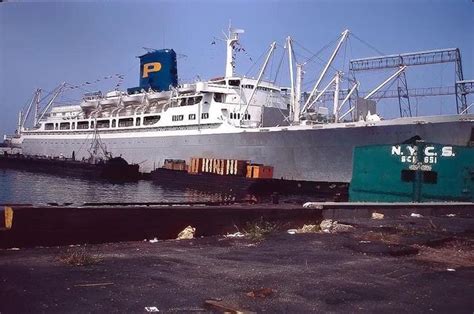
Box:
0, 169, 239, 204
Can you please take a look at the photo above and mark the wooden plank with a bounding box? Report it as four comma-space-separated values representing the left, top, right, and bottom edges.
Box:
4, 206, 13, 229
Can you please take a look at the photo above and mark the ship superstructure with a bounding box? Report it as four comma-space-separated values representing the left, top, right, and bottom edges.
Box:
11, 27, 474, 182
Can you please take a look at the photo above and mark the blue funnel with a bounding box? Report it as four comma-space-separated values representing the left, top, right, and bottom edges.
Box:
138, 49, 178, 92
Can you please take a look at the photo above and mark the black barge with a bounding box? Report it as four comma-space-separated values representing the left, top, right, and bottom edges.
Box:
0, 153, 140, 182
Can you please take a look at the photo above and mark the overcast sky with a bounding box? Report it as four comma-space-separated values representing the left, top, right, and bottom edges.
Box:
0, 0, 473, 136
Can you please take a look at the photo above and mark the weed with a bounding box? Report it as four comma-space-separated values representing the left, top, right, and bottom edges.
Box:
243, 218, 277, 241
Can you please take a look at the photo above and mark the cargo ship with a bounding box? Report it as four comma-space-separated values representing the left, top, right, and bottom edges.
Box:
8, 28, 474, 183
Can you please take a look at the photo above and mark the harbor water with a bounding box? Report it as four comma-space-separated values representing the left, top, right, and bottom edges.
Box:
0, 169, 237, 204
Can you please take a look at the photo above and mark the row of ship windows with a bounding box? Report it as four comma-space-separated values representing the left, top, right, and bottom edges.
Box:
241, 85, 274, 92
44, 115, 161, 130
225, 79, 277, 92
172, 96, 203, 107
230, 113, 251, 120
172, 113, 209, 121
44, 113, 212, 130
36, 124, 215, 140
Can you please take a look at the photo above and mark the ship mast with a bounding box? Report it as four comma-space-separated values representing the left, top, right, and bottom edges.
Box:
294, 63, 304, 123
286, 36, 295, 122
225, 25, 244, 78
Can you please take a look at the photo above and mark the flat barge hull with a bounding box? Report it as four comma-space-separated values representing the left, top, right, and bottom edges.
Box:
0, 155, 140, 181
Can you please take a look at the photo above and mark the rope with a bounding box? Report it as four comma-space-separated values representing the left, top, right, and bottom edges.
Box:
350, 32, 385, 56
245, 48, 267, 77
293, 36, 339, 66
269, 47, 274, 80
75, 132, 91, 155
293, 38, 340, 75
273, 47, 285, 84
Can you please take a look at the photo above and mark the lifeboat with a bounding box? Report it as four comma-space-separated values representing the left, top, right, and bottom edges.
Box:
122, 94, 145, 105
80, 99, 99, 110
99, 97, 120, 107
147, 90, 171, 101
98, 90, 122, 107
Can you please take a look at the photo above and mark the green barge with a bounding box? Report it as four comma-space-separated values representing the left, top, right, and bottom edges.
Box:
349, 142, 474, 202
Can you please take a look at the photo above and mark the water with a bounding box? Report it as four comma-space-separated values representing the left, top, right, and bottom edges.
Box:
0, 169, 235, 204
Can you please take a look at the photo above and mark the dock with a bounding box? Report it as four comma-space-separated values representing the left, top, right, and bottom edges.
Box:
0, 201, 473, 313
2, 201, 473, 248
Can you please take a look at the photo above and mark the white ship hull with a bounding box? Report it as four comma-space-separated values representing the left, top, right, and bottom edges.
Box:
20, 114, 474, 182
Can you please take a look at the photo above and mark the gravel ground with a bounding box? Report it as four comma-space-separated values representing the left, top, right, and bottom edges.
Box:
0, 216, 473, 313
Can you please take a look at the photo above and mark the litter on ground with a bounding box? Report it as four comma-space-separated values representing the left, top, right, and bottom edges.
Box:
224, 232, 245, 238
176, 226, 196, 240
320, 219, 355, 233
372, 212, 384, 220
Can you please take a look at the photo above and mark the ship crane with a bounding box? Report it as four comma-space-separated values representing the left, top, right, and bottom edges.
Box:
18, 82, 67, 132
36, 82, 67, 123
300, 29, 350, 117
349, 48, 469, 115
18, 88, 41, 132
240, 41, 277, 124
338, 66, 407, 121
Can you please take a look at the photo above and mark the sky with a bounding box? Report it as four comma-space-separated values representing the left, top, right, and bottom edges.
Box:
0, 0, 473, 136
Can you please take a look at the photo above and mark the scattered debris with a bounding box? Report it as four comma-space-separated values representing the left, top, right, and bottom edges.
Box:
320, 219, 354, 233
246, 287, 275, 298
149, 238, 158, 243
74, 282, 114, 287
372, 212, 384, 220
297, 224, 320, 233
332, 223, 355, 233
204, 299, 254, 314
410, 213, 423, 218
280, 224, 322, 235
302, 202, 323, 209
144, 306, 160, 312
224, 232, 245, 238
320, 219, 334, 232
176, 226, 196, 240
